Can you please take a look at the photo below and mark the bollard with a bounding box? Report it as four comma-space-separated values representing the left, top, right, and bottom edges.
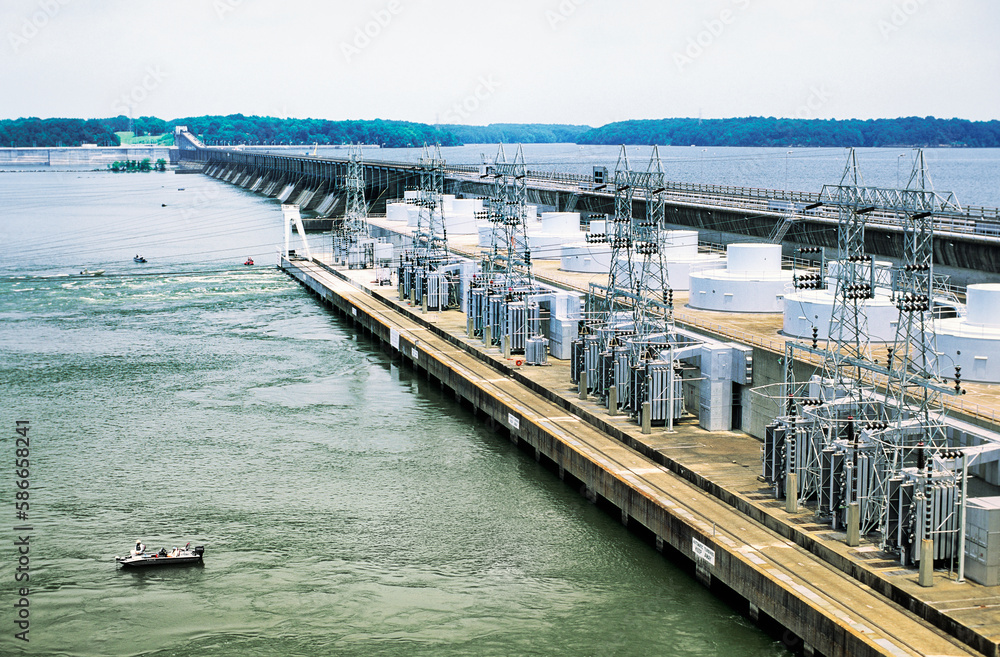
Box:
579, 371, 588, 399
484, 325, 492, 348
785, 473, 798, 513
502, 334, 511, 359
421, 294, 427, 314
846, 502, 860, 547
641, 401, 652, 434
466, 316, 473, 338
608, 386, 619, 416
410, 287, 415, 305
398, 284, 405, 301
918, 539, 934, 587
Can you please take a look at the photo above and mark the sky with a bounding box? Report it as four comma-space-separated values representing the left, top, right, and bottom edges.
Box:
1, 0, 998, 126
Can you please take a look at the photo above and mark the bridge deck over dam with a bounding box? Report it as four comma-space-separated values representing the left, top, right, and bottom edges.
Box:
177, 139, 1000, 281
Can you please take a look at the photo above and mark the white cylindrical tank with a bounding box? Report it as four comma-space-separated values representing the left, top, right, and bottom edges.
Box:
826, 260, 894, 295
539, 212, 580, 233
661, 230, 699, 260
782, 289, 899, 342
441, 194, 455, 213
526, 212, 585, 260
445, 212, 478, 235
452, 198, 484, 215
966, 284, 1000, 326
406, 205, 421, 227
727, 243, 781, 273
560, 243, 614, 273
478, 223, 496, 248
386, 202, 410, 222
561, 228, 722, 287
688, 242, 793, 313
933, 284, 1000, 382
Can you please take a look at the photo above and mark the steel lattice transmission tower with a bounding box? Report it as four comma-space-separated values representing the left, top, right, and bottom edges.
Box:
414, 143, 449, 263
481, 142, 509, 278
343, 144, 369, 240
788, 149, 964, 535
636, 146, 672, 332
604, 145, 636, 330
484, 143, 533, 287
600, 146, 672, 342
884, 150, 961, 444
821, 148, 878, 398
331, 144, 370, 261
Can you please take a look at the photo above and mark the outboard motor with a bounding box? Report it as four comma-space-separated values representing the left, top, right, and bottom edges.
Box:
194, 546, 205, 556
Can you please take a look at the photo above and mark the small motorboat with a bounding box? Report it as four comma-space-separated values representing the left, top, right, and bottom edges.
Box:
244, 257, 254, 266
133, 255, 147, 263
116, 542, 205, 568
79, 269, 105, 276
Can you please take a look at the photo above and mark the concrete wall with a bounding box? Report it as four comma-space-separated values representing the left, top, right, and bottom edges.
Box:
0, 146, 178, 166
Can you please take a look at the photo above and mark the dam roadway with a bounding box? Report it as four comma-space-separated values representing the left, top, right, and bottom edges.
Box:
279, 253, 995, 657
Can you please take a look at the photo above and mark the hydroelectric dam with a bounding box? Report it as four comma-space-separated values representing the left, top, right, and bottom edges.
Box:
176, 129, 1000, 657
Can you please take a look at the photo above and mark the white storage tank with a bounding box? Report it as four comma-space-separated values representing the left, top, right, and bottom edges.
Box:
932, 283, 1000, 382
528, 212, 585, 260
783, 288, 899, 342
386, 202, 410, 223
688, 243, 792, 313
614, 230, 724, 291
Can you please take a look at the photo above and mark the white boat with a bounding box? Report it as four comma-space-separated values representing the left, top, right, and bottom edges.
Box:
79, 269, 105, 276
116, 542, 205, 568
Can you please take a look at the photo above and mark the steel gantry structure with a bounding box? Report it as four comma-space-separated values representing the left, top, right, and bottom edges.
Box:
413, 143, 449, 263
481, 143, 533, 288
766, 150, 968, 566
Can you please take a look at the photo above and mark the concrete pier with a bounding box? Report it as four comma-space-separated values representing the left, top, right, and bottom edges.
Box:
280, 254, 988, 657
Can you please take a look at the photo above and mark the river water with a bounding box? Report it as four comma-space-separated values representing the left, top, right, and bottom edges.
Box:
0, 169, 789, 655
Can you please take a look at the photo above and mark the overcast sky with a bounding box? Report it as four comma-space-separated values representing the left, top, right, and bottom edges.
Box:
1, 0, 997, 126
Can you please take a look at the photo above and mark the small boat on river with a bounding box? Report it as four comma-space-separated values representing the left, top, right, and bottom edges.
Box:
79, 269, 105, 276
133, 255, 147, 263
116, 541, 205, 568
244, 257, 254, 266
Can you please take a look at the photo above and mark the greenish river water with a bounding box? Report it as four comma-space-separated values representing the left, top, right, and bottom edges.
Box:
0, 169, 789, 655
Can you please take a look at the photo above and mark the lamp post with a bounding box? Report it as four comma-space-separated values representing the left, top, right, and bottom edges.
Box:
785, 150, 792, 189
897, 153, 906, 188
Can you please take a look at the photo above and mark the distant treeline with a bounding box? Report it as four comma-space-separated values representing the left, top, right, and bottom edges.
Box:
575, 117, 1000, 148
439, 123, 591, 144
3, 114, 999, 149
175, 115, 456, 147
0, 117, 120, 147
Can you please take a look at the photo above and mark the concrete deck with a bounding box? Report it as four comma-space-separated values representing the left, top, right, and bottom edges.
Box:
281, 253, 999, 657
366, 216, 1000, 430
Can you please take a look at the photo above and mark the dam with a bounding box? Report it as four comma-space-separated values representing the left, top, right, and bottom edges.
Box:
171, 133, 1000, 655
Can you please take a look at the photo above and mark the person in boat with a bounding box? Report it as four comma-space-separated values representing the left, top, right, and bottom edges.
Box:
131, 540, 145, 556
